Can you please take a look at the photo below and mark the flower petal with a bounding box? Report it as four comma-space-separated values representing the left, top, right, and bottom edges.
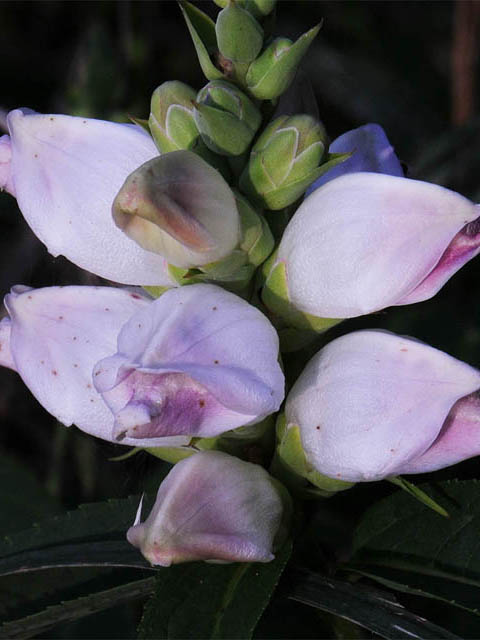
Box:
0, 317, 15, 371
307, 123, 403, 194
278, 172, 478, 318
0, 135, 15, 196
7, 109, 174, 286
395, 213, 480, 305
3, 285, 155, 444
127, 450, 285, 565
397, 392, 480, 474
93, 284, 284, 440
285, 330, 480, 482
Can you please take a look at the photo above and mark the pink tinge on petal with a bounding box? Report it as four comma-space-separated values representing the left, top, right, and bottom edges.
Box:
396, 214, 480, 305
0, 135, 15, 196
0, 317, 16, 371
398, 392, 480, 474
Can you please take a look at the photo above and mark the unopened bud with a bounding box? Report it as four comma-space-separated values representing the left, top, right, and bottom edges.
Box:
112, 150, 240, 268
216, 3, 264, 63
240, 114, 328, 210
214, 0, 276, 18
194, 80, 261, 156
127, 450, 290, 566
149, 81, 199, 153
246, 25, 320, 100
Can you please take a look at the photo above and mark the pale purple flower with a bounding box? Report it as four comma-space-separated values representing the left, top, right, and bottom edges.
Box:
0, 108, 174, 286
1, 283, 283, 447
127, 450, 286, 566
285, 330, 480, 482
274, 172, 480, 318
307, 123, 403, 194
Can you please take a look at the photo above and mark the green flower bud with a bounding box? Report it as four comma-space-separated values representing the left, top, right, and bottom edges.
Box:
149, 81, 199, 153
246, 25, 320, 100
274, 414, 354, 497
216, 2, 264, 64
240, 114, 328, 209
194, 80, 262, 156
214, 0, 276, 19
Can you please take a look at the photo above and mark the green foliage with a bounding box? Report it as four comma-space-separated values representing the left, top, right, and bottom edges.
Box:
138, 541, 292, 639
350, 480, 480, 618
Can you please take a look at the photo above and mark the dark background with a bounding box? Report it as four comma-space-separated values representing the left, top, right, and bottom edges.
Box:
0, 1, 479, 636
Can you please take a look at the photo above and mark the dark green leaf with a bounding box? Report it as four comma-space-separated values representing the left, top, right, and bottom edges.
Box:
288, 567, 460, 640
350, 479, 480, 616
0, 577, 155, 639
139, 541, 292, 639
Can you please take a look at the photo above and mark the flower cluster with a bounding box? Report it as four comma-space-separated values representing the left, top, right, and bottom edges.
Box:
1, 0, 480, 567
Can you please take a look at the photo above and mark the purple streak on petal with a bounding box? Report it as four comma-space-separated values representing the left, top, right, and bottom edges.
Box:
307, 123, 404, 194
396, 212, 480, 305
108, 370, 242, 441
398, 392, 480, 474
0, 135, 15, 196
94, 284, 284, 439
0, 317, 16, 371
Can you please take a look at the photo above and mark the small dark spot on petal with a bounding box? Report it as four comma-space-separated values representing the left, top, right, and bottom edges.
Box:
214, 360, 219, 364
40, 360, 44, 365
316, 425, 321, 430
52, 369, 58, 376
73, 363, 78, 368
27, 295, 32, 300
336, 473, 342, 478
199, 399, 205, 407
212, 306, 217, 311
104, 308, 110, 311
95, 370, 101, 376
400, 348, 408, 352
58, 316, 63, 320
390, 448, 395, 452
138, 324, 142, 328
73, 336, 77, 341
86, 383, 92, 389
49, 117, 54, 121
34, 153, 38, 158
130, 293, 141, 299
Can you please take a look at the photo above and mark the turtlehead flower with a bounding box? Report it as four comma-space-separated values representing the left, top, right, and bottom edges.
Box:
264, 172, 480, 322
0, 284, 284, 447
0, 108, 175, 286
127, 450, 288, 566
306, 123, 404, 193
284, 330, 480, 482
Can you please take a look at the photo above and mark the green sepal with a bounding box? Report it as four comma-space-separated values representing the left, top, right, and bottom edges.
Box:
236, 191, 274, 267
216, 3, 264, 64
179, 1, 224, 81
274, 414, 354, 497
262, 259, 342, 332
142, 285, 171, 299
387, 476, 449, 518
246, 24, 321, 99
129, 116, 150, 134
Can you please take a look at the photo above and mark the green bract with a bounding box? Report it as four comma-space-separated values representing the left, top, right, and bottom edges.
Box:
240, 114, 328, 210
246, 25, 320, 100
194, 80, 262, 156
275, 414, 354, 497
